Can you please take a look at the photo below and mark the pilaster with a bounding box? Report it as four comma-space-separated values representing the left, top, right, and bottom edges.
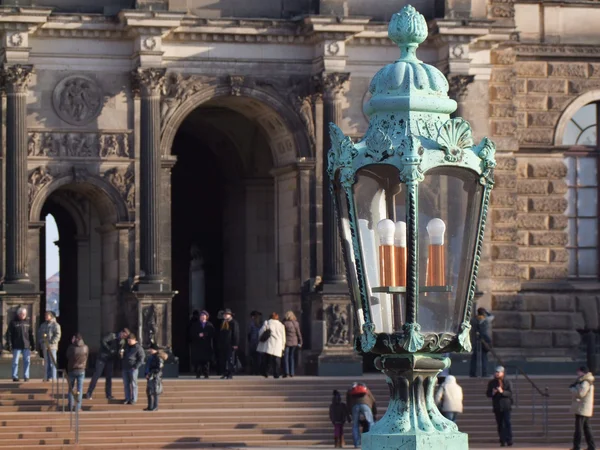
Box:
3, 64, 34, 291
320, 72, 350, 289
132, 67, 166, 289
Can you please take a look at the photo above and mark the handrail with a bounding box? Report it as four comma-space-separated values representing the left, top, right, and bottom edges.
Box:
475, 334, 549, 439
42, 334, 80, 444
479, 335, 549, 398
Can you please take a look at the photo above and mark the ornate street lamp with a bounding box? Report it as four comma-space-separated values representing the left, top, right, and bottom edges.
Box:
328, 5, 496, 449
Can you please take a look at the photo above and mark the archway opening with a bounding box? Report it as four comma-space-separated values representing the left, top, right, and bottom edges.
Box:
37, 182, 122, 367
170, 101, 277, 372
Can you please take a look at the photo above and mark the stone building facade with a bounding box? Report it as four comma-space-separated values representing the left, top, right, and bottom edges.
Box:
0, 0, 596, 370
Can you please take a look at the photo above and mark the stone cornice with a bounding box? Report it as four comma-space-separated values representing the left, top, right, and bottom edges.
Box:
118, 10, 185, 38
516, 44, 600, 58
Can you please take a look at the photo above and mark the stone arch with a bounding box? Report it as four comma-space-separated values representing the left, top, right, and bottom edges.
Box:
30, 172, 129, 224
554, 90, 600, 145
161, 83, 311, 167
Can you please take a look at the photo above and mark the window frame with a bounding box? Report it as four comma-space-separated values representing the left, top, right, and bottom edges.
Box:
563, 102, 600, 279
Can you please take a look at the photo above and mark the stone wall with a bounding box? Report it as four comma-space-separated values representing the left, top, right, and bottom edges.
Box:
487, 49, 600, 357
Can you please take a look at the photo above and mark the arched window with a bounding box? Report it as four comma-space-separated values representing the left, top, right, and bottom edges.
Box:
563, 102, 599, 278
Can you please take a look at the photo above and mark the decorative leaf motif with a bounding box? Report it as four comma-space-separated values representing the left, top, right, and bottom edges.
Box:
402, 322, 424, 352
364, 127, 393, 162
458, 323, 472, 352
328, 123, 357, 188
360, 323, 377, 353
436, 118, 474, 163
476, 137, 497, 186
399, 155, 424, 183
416, 118, 438, 140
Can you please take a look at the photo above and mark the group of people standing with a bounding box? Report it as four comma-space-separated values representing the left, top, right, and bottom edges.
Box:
188, 309, 303, 379
5, 307, 168, 412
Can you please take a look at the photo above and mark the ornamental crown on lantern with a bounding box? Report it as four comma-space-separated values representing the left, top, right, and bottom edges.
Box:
328, 4, 496, 358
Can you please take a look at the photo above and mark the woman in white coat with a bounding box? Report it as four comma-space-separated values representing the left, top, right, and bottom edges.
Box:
257, 312, 286, 378
435, 375, 464, 423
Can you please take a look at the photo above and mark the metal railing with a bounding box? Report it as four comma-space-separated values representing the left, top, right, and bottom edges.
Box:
42, 334, 80, 444
475, 336, 549, 439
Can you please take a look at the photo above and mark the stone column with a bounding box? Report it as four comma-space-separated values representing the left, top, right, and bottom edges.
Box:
3, 64, 33, 287
321, 72, 350, 288
132, 68, 166, 286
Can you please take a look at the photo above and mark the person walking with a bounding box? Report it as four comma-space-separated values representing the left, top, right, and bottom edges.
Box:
283, 311, 302, 378
257, 312, 286, 379
329, 389, 350, 448
122, 333, 145, 405
189, 310, 215, 378
435, 375, 463, 423
346, 382, 377, 448
6, 307, 35, 382
486, 365, 513, 447
570, 366, 596, 450
66, 333, 89, 411
85, 328, 130, 400
470, 307, 494, 377
144, 342, 168, 412
37, 310, 61, 382
218, 309, 239, 379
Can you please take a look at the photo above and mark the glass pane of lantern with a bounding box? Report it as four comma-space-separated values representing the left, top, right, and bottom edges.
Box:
353, 165, 405, 334
417, 167, 483, 334
336, 183, 364, 335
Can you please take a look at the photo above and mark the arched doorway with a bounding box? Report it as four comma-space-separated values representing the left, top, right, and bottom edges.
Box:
170, 101, 278, 371
36, 181, 125, 366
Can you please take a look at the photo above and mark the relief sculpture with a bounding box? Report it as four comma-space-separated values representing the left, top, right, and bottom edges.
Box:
325, 303, 351, 346
103, 165, 135, 210
27, 131, 131, 158
28, 166, 54, 208
53, 75, 103, 126
160, 72, 213, 125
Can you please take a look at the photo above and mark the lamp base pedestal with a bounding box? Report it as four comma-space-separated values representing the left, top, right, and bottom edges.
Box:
362, 354, 468, 450
362, 431, 467, 450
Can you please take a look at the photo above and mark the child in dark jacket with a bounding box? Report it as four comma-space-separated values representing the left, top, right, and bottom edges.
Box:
144, 342, 168, 411
329, 390, 349, 448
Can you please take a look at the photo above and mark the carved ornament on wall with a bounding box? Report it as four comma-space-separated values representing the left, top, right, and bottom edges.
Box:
8, 33, 23, 47
53, 75, 103, 126
28, 131, 131, 158
229, 75, 245, 96
142, 37, 157, 51
448, 74, 475, 100
325, 303, 351, 346
326, 42, 340, 56
103, 165, 135, 210
160, 72, 214, 125
28, 166, 54, 209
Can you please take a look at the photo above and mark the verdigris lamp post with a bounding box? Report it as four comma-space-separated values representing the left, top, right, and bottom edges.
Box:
328, 5, 496, 450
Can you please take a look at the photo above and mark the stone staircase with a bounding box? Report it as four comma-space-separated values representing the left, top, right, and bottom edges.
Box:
0, 375, 595, 448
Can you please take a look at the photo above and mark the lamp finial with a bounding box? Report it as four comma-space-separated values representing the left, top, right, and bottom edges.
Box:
388, 5, 428, 61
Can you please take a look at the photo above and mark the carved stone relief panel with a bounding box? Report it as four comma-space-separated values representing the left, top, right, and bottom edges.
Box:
52, 75, 103, 126
142, 303, 166, 347
28, 131, 132, 158
324, 303, 352, 346
103, 165, 135, 210
28, 166, 54, 209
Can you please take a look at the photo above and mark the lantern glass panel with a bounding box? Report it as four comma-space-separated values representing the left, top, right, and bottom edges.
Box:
417, 167, 483, 334
352, 165, 406, 334
336, 183, 365, 335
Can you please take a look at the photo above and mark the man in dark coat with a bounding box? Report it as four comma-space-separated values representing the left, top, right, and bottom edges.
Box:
470, 307, 494, 377
86, 328, 130, 400
189, 310, 215, 378
218, 308, 239, 379
486, 365, 513, 447
6, 307, 35, 382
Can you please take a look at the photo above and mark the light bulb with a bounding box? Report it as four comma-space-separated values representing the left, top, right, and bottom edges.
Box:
394, 221, 406, 247
426, 218, 446, 246
377, 219, 395, 246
